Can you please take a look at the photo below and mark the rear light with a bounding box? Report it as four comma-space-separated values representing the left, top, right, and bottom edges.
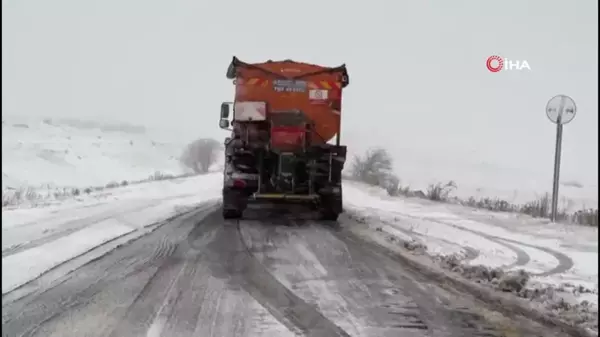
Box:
232, 179, 247, 188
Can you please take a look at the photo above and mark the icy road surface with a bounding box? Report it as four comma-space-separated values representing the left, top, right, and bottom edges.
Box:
2, 175, 589, 337
2, 205, 561, 337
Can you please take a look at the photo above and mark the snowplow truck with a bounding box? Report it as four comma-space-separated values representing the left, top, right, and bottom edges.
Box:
219, 57, 349, 220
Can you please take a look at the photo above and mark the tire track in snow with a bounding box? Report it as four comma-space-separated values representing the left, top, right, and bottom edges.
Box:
1, 203, 217, 306
4, 206, 300, 337
239, 217, 463, 336
170, 214, 297, 337
2, 201, 110, 229
392, 212, 573, 276
428, 219, 574, 276
292, 221, 429, 334
107, 210, 223, 337
106, 251, 195, 337
2, 225, 149, 304
144, 257, 212, 337
2, 193, 209, 258
488, 238, 531, 269
332, 226, 554, 337
235, 219, 352, 337
491, 237, 574, 276
1, 205, 217, 337
378, 211, 533, 269
367, 216, 482, 264
2, 201, 162, 258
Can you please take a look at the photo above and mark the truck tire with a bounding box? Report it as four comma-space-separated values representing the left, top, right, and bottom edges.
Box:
222, 189, 246, 220
318, 193, 342, 221
319, 210, 339, 221
222, 209, 242, 219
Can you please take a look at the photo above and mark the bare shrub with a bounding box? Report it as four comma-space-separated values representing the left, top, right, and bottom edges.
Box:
2, 187, 41, 206
459, 193, 597, 226
351, 148, 397, 188
519, 193, 552, 218
149, 171, 174, 181
570, 208, 598, 226
385, 175, 400, 196
426, 181, 457, 201
464, 196, 517, 212
105, 181, 120, 189
180, 138, 221, 174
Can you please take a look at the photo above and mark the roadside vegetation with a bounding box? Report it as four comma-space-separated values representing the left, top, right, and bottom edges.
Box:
1, 171, 197, 208
180, 138, 221, 174
350, 147, 598, 227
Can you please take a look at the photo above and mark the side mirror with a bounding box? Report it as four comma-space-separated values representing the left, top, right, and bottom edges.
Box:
219, 119, 230, 129
220, 102, 230, 119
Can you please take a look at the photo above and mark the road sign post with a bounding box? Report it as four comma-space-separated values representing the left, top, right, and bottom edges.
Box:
551, 115, 563, 223
546, 95, 577, 222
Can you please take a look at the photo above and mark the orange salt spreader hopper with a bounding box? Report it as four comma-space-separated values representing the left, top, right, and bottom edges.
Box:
225, 57, 350, 145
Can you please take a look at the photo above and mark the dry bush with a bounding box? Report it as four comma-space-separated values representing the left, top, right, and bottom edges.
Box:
180, 138, 221, 174
351, 148, 398, 190
519, 193, 552, 218
426, 181, 457, 201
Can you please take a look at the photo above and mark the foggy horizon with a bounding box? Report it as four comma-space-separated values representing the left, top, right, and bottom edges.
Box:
3, 0, 598, 188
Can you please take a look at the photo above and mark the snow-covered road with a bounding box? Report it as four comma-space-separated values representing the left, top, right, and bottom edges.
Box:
2, 174, 222, 296
2, 206, 552, 337
2, 174, 596, 336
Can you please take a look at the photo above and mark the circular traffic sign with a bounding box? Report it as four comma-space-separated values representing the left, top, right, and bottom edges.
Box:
546, 94, 577, 125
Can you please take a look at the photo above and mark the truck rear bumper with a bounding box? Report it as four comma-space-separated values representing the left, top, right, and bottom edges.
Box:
251, 193, 320, 202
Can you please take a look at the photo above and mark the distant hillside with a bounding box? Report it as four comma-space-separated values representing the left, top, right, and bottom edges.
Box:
2, 115, 194, 189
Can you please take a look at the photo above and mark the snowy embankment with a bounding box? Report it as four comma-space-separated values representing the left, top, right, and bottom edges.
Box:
2, 173, 222, 296
2, 115, 224, 207
2, 115, 189, 190
343, 180, 598, 334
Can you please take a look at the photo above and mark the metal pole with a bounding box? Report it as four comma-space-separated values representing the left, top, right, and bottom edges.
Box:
550, 96, 566, 222
551, 121, 563, 222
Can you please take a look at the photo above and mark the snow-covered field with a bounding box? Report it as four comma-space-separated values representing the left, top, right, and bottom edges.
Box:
2, 115, 190, 189
343, 132, 598, 213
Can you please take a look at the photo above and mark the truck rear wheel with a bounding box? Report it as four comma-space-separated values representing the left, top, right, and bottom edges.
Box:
319, 210, 339, 221
318, 193, 342, 221
222, 209, 243, 219
222, 189, 247, 220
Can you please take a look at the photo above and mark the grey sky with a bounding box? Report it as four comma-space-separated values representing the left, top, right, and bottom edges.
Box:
2, 0, 598, 187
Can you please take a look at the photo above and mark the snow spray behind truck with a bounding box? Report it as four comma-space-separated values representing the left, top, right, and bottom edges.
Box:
219, 57, 349, 220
